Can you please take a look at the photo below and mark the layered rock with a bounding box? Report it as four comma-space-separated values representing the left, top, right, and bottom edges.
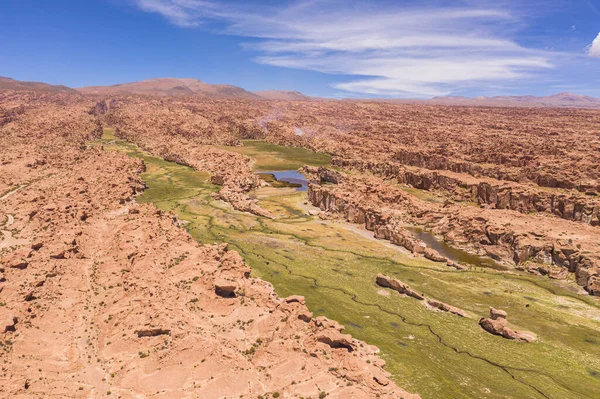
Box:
307, 168, 600, 296
392, 148, 594, 192
333, 158, 600, 226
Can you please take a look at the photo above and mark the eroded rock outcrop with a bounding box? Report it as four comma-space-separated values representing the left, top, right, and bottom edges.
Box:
376, 275, 466, 318
307, 167, 600, 296
0, 93, 419, 398
333, 158, 600, 226
376, 274, 424, 300
104, 98, 275, 217
425, 299, 467, 317
479, 307, 536, 342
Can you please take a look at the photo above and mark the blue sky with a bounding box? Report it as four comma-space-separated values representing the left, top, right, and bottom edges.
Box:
1, 0, 599, 98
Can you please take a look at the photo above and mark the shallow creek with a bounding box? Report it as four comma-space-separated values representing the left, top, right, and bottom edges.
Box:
406, 227, 507, 271
98, 131, 600, 399
258, 171, 309, 191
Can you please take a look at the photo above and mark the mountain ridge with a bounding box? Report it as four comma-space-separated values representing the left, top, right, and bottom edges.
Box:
254, 90, 313, 101
1, 76, 598, 107
0, 76, 78, 94
77, 77, 262, 99
422, 92, 600, 108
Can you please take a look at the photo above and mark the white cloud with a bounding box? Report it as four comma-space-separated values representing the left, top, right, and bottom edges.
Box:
135, 0, 218, 27
133, 0, 556, 98
589, 33, 600, 58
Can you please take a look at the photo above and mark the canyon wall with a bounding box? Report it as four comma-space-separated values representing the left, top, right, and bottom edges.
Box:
306, 168, 600, 296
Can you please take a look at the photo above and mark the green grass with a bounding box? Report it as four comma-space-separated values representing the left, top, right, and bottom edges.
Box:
397, 185, 445, 203
216, 140, 332, 171
96, 129, 600, 399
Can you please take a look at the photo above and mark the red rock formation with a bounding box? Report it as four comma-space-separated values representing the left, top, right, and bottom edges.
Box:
333, 158, 600, 226
306, 167, 600, 296
425, 299, 467, 317
0, 90, 419, 398
479, 308, 536, 342
376, 274, 425, 300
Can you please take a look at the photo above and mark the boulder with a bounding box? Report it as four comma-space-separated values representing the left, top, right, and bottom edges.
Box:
4, 249, 32, 269
426, 299, 467, 317
479, 308, 535, 342
214, 277, 237, 297
298, 310, 313, 323
424, 247, 448, 263
31, 242, 43, 251
9, 259, 28, 270
315, 316, 344, 331
24, 291, 37, 302
50, 250, 66, 259
376, 274, 424, 300
489, 307, 507, 320
588, 276, 600, 296
2, 312, 18, 333
210, 174, 225, 186
479, 316, 508, 334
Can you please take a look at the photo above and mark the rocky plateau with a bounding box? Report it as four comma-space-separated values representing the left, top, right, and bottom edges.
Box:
3, 79, 600, 398
0, 90, 418, 398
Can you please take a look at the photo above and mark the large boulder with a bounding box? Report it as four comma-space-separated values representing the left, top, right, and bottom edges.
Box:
424, 247, 448, 263
490, 307, 507, 320
587, 276, 600, 296
479, 308, 535, 342
426, 299, 467, 317
376, 274, 424, 300
1, 310, 18, 333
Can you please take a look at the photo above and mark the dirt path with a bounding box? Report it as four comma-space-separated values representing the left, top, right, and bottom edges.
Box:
0, 214, 28, 249
1, 185, 29, 249
0, 184, 26, 201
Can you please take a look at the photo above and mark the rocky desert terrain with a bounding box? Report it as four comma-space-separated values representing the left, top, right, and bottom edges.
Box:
2, 81, 600, 399
0, 90, 418, 398
97, 95, 600, 296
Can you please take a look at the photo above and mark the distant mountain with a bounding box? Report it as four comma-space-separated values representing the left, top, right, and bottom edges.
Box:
424, 92, 600, 109
0, 76, 78, 94
78, 78, 262, 99
3, 76, 597, 108
254, 90, 313, 101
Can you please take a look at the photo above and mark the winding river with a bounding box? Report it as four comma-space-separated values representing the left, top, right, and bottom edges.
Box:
98, 130, 600, 399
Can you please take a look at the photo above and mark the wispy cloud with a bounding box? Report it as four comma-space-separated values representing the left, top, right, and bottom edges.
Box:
586, 0, 600, 16
589, 33, 600, 58
135, 0, 219, 27
133, 0, 559, 98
